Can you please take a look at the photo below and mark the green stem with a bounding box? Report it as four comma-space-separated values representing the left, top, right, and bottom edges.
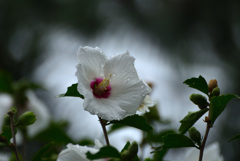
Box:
8, 112, 20, 161
98, 116, 110, 146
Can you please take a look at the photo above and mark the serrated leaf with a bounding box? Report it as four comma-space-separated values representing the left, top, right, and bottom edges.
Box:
183, 75, 209, 95
228, 134, 240, 142
178, 108, 208, 134
162, 133, 197, 149
57, 83, 84, 99
110, 115, 153, 132
86, 146, 121, 160
210, 94, 240, 126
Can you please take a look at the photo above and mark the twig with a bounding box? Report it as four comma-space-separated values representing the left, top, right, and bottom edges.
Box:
8, 111, 20, 161
98, 116, 110, 146
199, 122, 211, 161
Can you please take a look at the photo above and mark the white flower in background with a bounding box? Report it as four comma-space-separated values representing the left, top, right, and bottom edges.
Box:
184, 142, 224, 161
75, 46, 151, 121
0, 91, 50, 137
57, 139, 104, 161
26, 90, 51, 137
0, 153, 10, 161
138, 95, 155, 113
0, 94, 13, 132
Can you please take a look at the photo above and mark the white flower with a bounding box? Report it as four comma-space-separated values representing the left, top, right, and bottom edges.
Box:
0, 153, 10, 161
75, 46, 151, 121
57, 139, 104, 161
0, 94, 13, 132
26, 90, 51, 137
0, 91, 50, 137
184, 142, 224, 161
138, 95, 155, 112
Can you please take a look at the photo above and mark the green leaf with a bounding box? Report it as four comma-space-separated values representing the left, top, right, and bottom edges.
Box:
228, 134, 240, 142
143, 105, 161, 123
209, 94, 240, 126
86, 146, 121, 160
57, 83, 84, 99
146, 129, 176, 143
121, 141, 130, 153
162, 133, 197, 149
32, 142, 55, 161
110, 115, 153, 132
183, 75, 209, 95
108, 124, 127, 134
1, 125, 14, 143
152, 149, 168, 161
179, 108, 208, 134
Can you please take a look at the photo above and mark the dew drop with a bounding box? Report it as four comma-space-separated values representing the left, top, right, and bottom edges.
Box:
113, 74, 116, 77
141, 85, 144, 88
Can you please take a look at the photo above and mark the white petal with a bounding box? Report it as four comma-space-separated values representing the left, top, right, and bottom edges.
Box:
76, 46, 107, 81
0, 94, 13, 132
138, 95, 155, 112
104, 51, 139, 84
26, 90, 51, 137
76, 64, 92, 96
83, 91, 126, 120
57, 144, 99, 161
105, 52, 151, 118
76, 46, 107, 97
94, 139, 103, 149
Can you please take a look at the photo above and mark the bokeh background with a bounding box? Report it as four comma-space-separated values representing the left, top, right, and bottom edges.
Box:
1, 0, 240, 160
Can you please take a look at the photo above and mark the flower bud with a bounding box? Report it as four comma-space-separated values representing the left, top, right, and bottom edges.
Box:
18, 111, 36, 126
3, 114, 10, 125
189, 94, 209, 109
211, 87, 220, 97
189, 127, 201, 145
208, 79, 218, 93
121, 142, 138, 160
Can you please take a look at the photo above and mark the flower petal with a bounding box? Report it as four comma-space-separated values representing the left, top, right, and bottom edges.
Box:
57, 143, 99, 161
104, 51, 139, 84
76, 46, 107, 96
138, 95, 155, 112
83, 91, 127, 120
109, 80, 151, 117
104, 52, 151, 118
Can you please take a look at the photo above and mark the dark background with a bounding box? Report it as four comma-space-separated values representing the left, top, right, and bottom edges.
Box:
1, 0, 240, 160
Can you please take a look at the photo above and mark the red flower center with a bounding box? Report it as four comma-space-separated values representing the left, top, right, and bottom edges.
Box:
90, 78, 111, 99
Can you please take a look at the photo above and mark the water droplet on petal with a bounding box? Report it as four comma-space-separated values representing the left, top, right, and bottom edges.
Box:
141, 85, 144, 88
113, 74, 116, 77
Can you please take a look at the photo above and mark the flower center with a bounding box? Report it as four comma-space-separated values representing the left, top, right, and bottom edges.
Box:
90, 74, 112, 99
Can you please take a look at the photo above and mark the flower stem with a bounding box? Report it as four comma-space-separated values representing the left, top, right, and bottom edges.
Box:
8, 111, 20, 161
98, 116, 110, 146
199, 123, 211, 161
